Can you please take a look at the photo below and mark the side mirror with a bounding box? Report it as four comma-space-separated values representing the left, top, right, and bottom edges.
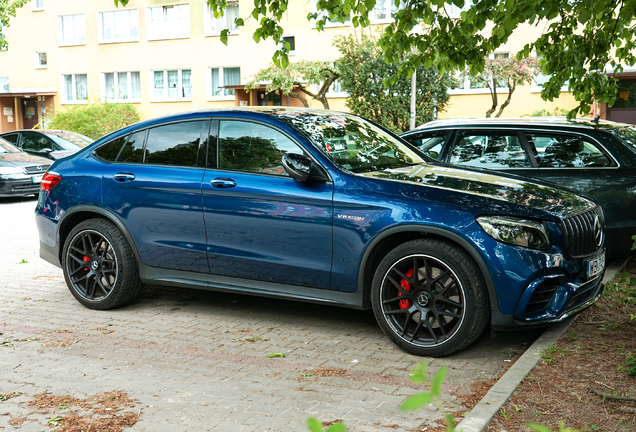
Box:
282, 153, 312, 181
41, 148, 53, 153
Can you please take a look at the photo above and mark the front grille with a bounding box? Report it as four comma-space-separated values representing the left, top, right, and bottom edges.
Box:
561, 206, 604, 257
525, 280, 560, 316
23, 164, 50, 174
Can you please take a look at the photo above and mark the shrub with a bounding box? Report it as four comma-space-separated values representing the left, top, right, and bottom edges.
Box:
46, 100, 141, 140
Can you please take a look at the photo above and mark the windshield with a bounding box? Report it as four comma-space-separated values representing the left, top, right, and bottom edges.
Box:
277, 111, 426, 173
47, 133, 92, 150
0, 138, 21, 154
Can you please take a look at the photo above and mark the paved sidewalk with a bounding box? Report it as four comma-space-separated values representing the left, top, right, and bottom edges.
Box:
0, 197, 542, 432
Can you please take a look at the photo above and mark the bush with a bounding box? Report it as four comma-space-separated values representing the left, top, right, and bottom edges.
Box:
46, 101, 141, 140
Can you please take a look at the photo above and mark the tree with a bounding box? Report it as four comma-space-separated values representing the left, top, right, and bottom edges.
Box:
0, 0, 28, 50
335, 31, 451, 133
112, 0, 636, 119
47, 101, 141, 140
462, 55, 540, 117
244, 60, 339, 109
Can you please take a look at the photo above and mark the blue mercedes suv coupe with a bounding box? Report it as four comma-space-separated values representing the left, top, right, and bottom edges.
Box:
35, 108, 606, 357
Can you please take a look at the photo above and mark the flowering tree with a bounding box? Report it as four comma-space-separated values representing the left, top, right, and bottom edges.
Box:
464, 55, 540, 118
244, 60, 339, 109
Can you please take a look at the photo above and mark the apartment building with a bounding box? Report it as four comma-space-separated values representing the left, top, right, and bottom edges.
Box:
0, 0, 582, 134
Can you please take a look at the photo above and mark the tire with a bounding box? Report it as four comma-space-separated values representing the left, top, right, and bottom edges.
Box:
371, 239, 489, 357
62, 218, 142, 310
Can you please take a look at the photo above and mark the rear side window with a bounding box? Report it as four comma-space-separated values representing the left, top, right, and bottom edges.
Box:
94, 136, 127, 162
21, 132, 53, 152
527, 133, 613, 168
450, 132, 530, 169
118, 130, 146, 163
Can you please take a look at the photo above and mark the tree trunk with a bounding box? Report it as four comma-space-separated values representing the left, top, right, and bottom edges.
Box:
494, 81, 516, 118
287, 91, 309, 108
485, 78, 498, 118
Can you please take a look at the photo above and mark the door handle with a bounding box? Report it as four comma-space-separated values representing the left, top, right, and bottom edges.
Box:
210, 177, 237, 188
113, 172, 136, 182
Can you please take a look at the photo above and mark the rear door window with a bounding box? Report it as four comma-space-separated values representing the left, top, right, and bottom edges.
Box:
450, 132, 530, 169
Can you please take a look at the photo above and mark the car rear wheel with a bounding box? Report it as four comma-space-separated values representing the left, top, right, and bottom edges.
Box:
372, 239, 489, 357
62, 218, 142, 310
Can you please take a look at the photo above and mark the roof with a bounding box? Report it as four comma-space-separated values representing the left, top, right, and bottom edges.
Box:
413, 116, 634, 131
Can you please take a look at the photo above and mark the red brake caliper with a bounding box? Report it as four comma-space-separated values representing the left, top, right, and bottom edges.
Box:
83, 255, 90, 273
398, 268, 414, 309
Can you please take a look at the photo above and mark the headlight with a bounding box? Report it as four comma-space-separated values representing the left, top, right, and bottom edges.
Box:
0, 166, 25, 179
476, 216, 551, 250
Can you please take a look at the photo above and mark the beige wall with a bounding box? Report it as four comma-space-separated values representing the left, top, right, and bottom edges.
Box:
0, 1, 577, 128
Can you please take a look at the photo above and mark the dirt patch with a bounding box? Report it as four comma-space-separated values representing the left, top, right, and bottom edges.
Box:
0, 390, 140, 432
487, 258, 636, 432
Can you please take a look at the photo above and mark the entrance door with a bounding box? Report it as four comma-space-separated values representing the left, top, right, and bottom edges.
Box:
22, 99, 38, 129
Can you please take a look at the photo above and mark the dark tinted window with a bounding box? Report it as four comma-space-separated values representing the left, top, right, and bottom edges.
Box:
219, 121, 303, 175
145, 121, 204, 167
2, 133, 18, 144
450, 132, 530, 168
21, 132, 53, 152
528, 133, 612, 168
118, 130, 146, 163
94, 136, 127, 162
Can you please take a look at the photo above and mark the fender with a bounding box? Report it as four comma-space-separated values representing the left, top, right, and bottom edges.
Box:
357, 224, 499, 313
57, 205, 143, 265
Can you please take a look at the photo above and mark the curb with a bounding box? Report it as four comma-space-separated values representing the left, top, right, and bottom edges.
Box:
457, 257, 630, 432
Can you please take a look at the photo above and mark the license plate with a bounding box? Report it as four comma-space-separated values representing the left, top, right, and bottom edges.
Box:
586, 253, 605, 279
32, 174, 44, 184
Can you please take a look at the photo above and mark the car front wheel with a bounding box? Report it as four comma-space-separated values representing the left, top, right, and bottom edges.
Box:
62, 218, 142, 310
372, 239, 489, 357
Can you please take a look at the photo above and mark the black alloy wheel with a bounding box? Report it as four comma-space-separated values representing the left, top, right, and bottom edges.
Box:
62, 219, 142, 310
372, 239, 489, 357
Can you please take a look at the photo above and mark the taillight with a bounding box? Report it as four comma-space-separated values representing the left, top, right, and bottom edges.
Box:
41, 172, 61, 191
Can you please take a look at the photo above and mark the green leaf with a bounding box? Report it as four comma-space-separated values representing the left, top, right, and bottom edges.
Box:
268, 352, 285, 358
430, 366, 447, 396
307, 417, 323, 432
528, 424, 554, 432
400, 392, 433, 411
326, 422, 347, 432
220, 29, 228, 45
409, 362, 427, 383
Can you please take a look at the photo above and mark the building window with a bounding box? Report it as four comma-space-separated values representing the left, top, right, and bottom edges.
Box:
58, 14, 86, 46
62, 74, 88, 103
310, 0, 350, 27
280, 35, 295, 54
99, 9, 139, 43
209, 67, 240, 100
35, 52, 47, 69
32, 0, 44, 11
370, 0, 404, 23
148, 4, 190, 40
152, 69, 192, 101
205, 0, 239, 35
103, 71, 141, 102
0, 77, 9, 93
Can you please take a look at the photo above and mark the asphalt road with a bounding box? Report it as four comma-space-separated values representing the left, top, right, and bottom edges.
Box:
0, 195, 543, 432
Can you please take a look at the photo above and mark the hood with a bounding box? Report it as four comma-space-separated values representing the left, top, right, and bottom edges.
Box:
0, 151, 51, 166
355, 164, 596, 220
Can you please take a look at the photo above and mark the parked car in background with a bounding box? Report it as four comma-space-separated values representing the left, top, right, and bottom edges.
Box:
36, 108, 605, 357
0, 137, 51, 197
0, 129, 94, 160
401, 117, 636, 258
